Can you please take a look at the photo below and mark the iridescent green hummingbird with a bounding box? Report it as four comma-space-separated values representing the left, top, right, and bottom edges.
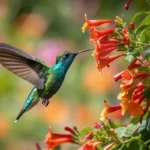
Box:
0, 43, 93, 122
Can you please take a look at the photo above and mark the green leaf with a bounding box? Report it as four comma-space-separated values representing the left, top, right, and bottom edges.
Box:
111, 144, 122, 150
96, 145, 103, 150
136, 25, 148, 36
125, 123, 140, 137
146, 112, 150, 131
131, 115, 140, 124
136, 120, 146, 133
123, 141, 146, 150
143, 87, 150, 100
125, 55, 135, 63
131, 11, 150, 23
55, 145, 62, 150
115, 127, 126, 138
139, 15, 150, 27
139, 26, 150, 43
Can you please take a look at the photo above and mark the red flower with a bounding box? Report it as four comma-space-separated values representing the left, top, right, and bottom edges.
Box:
90, 28, 115, 42
124, 4, 129, 10
93, 122, 101, 129
45, 127, 75, 150
96, 54, 124, 73
128, 58, 142, 70
79, 140, 102, 150
82, 14, 114, 32
123, 37, 130, 45
128, 101, 143, 116
121, 69, 133, 86
83, 131, 93, 142
129, 22, 134, 29
124, 0, 132, 10
122, 29, 128, 34
100, 100, 121, 121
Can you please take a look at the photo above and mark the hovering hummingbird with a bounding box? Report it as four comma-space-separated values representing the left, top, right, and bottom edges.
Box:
0, 43, 93, 122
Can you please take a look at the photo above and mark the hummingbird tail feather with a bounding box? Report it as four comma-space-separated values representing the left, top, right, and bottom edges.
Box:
15, 88, 39, 122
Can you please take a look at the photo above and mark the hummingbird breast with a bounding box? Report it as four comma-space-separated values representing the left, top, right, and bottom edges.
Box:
38, 68, 65, 99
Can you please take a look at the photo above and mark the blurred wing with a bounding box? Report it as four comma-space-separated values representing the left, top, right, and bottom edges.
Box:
0, 43, 49, 89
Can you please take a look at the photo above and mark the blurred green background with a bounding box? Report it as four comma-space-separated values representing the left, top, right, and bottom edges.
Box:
0, 0, 149, 149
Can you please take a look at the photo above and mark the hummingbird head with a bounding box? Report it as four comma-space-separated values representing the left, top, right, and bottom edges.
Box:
56, 48, 94, 64
54, 48, 94, 74
56, 51, 76, 64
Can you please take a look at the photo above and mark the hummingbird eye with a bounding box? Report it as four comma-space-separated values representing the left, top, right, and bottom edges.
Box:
65, 53, 69, 57
61, 53, 70, 62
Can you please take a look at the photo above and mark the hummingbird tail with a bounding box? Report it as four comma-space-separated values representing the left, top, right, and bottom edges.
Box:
15, 88, 39, 122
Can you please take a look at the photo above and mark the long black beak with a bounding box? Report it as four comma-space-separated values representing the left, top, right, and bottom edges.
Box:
75, 48, 94, 55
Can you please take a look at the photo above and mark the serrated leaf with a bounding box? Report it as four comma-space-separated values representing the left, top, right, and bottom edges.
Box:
131, 11, 150, 23
125, 123, 140, 137
143, 87, 150, 100
115, 127, 126, 138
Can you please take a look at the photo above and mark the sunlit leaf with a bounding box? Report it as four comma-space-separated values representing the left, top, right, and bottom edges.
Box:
125, 123, 140, 137
131, 11, 150, 23
139, 15, 150, 27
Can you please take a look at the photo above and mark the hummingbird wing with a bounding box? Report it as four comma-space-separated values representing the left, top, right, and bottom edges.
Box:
0, 43, 49, 89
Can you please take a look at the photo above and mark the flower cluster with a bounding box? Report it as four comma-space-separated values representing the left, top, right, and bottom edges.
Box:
45, 126, 83, 150
42, 12, 150, 150
82, 14, 150, 122
44, 122, 119, 150
82, 14, 142, 74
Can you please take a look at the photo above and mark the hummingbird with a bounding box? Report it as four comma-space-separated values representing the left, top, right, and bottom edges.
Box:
0, 43, 93, 122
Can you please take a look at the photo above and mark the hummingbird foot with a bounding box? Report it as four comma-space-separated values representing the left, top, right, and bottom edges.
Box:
41, 98, 49, 107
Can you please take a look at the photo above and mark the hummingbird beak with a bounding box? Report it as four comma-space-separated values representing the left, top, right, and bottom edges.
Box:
75, 48, 94, 55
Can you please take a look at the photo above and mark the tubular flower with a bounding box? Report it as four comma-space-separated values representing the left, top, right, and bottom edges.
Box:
100, 100, 121, 121
129, 22, 134, 29
115, 66, 150, 117
82, 14, 114, 33
79, 140, 102, 150
45, 127, 75, 150
122, 29, 128, 34
128, 57, 142, 70
82, 14, 127, 73
96, 54, 125, 73
83, 131, 93, 142
123, 37, 130, 45
118, 84, 132, 115
128, 101, 143, 116
90, 28, 115, 42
